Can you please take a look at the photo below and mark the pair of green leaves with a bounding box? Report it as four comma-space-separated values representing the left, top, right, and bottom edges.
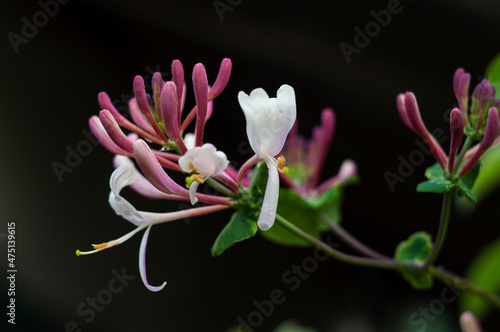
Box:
211, 161, 355, 256
416, 162, 480, 203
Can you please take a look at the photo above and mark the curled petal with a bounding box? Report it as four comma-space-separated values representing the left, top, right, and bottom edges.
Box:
139, 225, 167, 292
113, 155, 185, 200
259, 156, 280, 231
188, 181, 200, 205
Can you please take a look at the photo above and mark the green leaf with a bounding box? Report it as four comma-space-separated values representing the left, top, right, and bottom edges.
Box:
417, 162, 453, 194
424, 162, 446, 180
460, 238, 500, 320
416, 162, 479, 202
485, 53, 500, 97
394, 232, 433, 289
259, 189, 325, 247
211, 210, 258, 256
211, 161, 269, 256
417, 179, 454, 193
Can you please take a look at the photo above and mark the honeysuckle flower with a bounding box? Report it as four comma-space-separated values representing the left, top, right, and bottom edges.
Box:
76, 161, 229, 291
397, 69, 500, 177
178, 143, 229, 204
238, 84, 296, 231
280, 108, 358, 198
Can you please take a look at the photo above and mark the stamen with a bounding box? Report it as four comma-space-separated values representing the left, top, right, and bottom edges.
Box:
190, 174, 204, 184
277, 155, 286, 169
93, 240, 119, 250
189, 162, 198, 172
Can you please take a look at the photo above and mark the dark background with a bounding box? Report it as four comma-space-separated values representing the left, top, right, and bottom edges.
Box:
2, 0, 500, 331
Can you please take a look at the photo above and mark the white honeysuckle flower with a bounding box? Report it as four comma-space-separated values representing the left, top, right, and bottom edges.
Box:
238, 84, 296, 231
178, 143, 229, 205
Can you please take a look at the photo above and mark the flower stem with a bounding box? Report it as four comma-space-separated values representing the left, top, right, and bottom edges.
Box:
275, 213, 411, 270
429, 265, 500, 311
455, 136, 473, 172
422, 189, 454, 269
322, 216, 390, 260
205, 177, 238, 198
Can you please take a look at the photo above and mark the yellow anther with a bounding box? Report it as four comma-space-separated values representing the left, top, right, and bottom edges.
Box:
189, 162, 198, 172
277, 155, 286, 169
93, 240, 119, 250
190, 174, 204, 184
282, 166, 289, 174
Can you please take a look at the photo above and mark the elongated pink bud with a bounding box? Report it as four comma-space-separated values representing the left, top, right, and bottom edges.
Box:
161, 82, 187, 153
89, 116, 127, 155
128, 98, 154, 134
405, 92, 448, 169
453, 68, 464, 98
193, 63, 209, 147
459, 107, 499, 177
397, 93, 415, 132
99, 110, 134, 152
133, 76, 168, 142
404, 92, 427, 136
171, 60, 184, 105
98, 92, 125, 123
208, 58, 232, 100
133, 139, 188, 196
309, 108, 335, 189
152, 72, 163, 123
448, 108, 464, 173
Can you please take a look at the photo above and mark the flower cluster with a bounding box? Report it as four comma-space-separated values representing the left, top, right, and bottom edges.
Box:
397, 68, 499, 179
77, 58, 298, 290
279, 108, 357, 198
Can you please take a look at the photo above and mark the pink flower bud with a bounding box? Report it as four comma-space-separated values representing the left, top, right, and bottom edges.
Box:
99, 110, 134, 152
448, 108, 464, 173
193, 63, 209, 147
208, 58, 232, 100
459, 107, 499, 177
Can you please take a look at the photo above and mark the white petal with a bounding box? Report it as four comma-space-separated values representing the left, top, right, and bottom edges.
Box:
189, 181, 200, 205
178, 143, 228, 176
258, 157, 280, 231
183, 133, 196, 150
139, 225, 166, 292
238, 85, 296, 158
